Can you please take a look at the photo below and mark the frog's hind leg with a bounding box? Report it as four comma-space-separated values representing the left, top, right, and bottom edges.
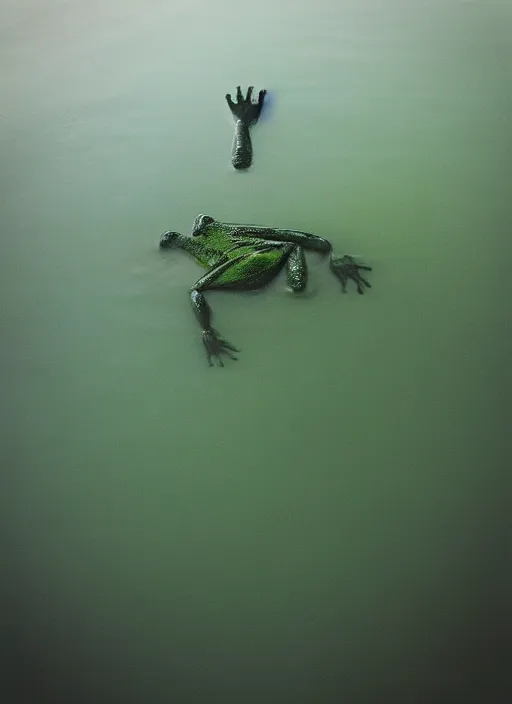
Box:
189, 255, 247, 367
189, 246, 290, 366
330, 254, 372, 294
190, 291, 239, 368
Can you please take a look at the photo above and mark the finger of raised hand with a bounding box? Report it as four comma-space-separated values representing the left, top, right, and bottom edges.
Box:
219, 338, 239, 353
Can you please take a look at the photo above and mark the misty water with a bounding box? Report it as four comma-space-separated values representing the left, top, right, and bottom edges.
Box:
3, 1, 510, 702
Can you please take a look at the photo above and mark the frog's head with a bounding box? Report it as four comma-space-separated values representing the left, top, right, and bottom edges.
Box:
159, 231, 181, 249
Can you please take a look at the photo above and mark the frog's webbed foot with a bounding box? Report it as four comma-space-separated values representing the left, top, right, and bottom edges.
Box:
225, 86, 266, 125
330, 255, 372, 294
202, 328, 239, 367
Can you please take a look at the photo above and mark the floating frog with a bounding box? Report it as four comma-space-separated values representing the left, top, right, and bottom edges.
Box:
225, 86, 267, 169
159, 214, 372, 367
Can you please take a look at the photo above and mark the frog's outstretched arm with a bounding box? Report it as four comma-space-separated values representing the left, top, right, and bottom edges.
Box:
226, 225, 332, 253
193, 214, 332, 253
225, 86, 266, 170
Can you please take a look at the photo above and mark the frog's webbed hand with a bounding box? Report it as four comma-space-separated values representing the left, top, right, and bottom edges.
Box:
225, 86, 267, 170
202, 328, 239, 368
330, 254, 372, 294
225, 86, 266, 124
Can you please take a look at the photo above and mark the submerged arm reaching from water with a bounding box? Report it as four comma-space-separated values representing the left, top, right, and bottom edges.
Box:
225, 86, 266, 170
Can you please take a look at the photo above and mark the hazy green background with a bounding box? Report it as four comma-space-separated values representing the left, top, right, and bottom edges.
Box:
2, 0, 510, 702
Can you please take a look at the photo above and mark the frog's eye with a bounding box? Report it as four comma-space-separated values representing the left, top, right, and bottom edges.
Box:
192, 214, 214, 237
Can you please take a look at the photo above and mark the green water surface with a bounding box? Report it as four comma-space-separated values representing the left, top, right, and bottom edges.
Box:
2, 1, 510, 702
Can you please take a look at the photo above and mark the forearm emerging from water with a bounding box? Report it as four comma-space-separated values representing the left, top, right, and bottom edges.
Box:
231, 119, 252, 170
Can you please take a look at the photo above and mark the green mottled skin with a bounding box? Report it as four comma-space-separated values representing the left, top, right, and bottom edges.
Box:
159, 214, 372, 367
